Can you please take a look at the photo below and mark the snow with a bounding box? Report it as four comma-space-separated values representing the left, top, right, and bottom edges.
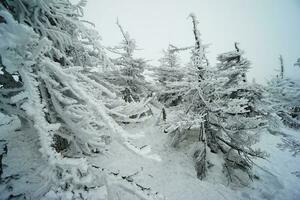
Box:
246, 128, 300, 200
88, 109, 237, 200
87, 107, 300, 200
0, 8, 299, 200
0, 123, 47, 199
1, 107, 300, 199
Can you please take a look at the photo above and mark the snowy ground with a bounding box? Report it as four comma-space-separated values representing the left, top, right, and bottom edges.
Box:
247, 128, 300, 200
0, 121, 48, 199
1, 112, 300, 200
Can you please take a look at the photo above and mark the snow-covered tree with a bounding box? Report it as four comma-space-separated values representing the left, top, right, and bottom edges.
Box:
295, 58, 300, 68
279, 55, 284, 79
214, 44, 268, 182
162, 14, 266, 184
89, 20, 155, 123
0, 8, 117, 198
266, 56, 300, 129
103, 20, 152, 103
1, 0, 117, 152
153, 45, 186, 106
0, 2, 160, 199
156, 45, 182, 85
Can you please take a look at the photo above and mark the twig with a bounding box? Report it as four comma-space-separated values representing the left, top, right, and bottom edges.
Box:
136, 183, 150, 191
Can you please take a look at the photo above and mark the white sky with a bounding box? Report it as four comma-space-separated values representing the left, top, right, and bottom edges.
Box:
84, 0, 300, 83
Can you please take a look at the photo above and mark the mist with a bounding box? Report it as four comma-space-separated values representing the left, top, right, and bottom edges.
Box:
84, 0, 300, 83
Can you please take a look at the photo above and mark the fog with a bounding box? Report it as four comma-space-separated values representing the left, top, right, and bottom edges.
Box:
84, 0, 300, 83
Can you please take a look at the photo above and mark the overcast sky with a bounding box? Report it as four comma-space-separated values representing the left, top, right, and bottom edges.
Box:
84, 0, 300, 83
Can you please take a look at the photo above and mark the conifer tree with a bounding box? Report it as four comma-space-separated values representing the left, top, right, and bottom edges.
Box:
214, 44, 268, 182
162, 14, 266, 183
0, 1, 160, 199
154, 45, 185, 106
104, 20, 152, 103
266, 55, 300, 129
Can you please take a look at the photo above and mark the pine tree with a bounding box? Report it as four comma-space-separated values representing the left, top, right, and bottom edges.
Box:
266, 56, 300, 129
214, 44, 267, 183
279, 55, 284, 79
162, 14, 266, 183
153, 45, 185, 106
104, 20, 152, 103
156, 45, 182, 85
95, 20, 154, 123
0, 2, 160, 199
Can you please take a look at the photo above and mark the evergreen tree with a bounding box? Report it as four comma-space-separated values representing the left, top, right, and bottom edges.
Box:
156, 45, 182, 85
266, 56, 300, 129
153, 45, 185, 106
162, 14, 266, 183
95, 20, 154, 123
214, 44, 268, 182
104, 20, 152, 103
0, 2, 159, 199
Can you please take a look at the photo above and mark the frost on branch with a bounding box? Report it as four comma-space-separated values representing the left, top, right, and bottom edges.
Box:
278, 136, 300, 156
0, 10, 111, 198
0, 2, 158, 198
94, 21, 154, 123
103, 20, 153, 104
266, 56, 300, 129
160, 14, 267, 185
153, 45, 186, 107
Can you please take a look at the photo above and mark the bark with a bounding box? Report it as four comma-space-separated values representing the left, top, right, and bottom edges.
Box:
193, 140, 207, 180
162, 107, 167, 121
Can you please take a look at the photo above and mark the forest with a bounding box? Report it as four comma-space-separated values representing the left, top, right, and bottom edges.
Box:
0, 1, 299, 200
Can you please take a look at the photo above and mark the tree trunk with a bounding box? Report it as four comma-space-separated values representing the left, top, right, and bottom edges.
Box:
193, 141, 207, 180
194, 121, 207, 179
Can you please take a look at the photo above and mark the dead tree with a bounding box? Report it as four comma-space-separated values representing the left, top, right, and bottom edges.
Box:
279, 55, 284, 79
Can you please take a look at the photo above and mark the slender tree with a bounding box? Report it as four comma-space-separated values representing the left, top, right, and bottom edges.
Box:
266, 56, 300, 129
153, 45, 185, 106
279, 55, 284, 79
162, 14, 266, 183
104, 20, 152, 103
